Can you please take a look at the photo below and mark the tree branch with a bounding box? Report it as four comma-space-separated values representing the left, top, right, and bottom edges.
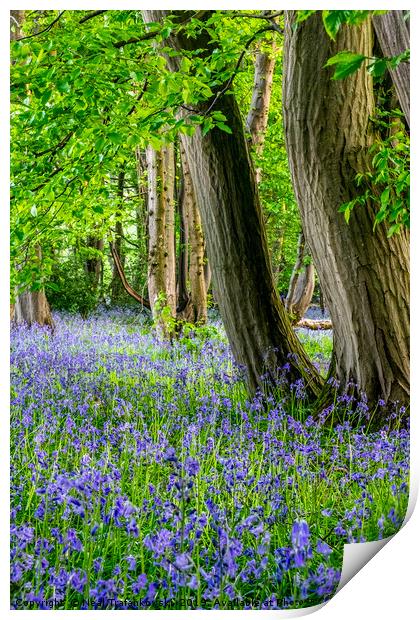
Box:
109, 242, 151, 309
79, 10, 107, 24
16, 11, 65, 41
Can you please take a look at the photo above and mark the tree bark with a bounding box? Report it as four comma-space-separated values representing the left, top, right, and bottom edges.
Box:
285, 231, 315, 323
176, 170, 191, 316
142, 10, 322, 397
373, 10, 410, 127
135, 147, 149, 291
283, 12, 409, 406
146, 143, 177, 333
180, 143, 207, 324
246, 39, 277, 183
13, 287, 54, 328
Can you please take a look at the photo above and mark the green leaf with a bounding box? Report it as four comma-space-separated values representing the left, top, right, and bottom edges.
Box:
216, 122, 232, 134
30, 205, 37, 217
325, 51, 366, 79
387, 223, 400, 237
322, 11, 350, 39
57, 79, 71, 94
108, 132, 123, 145
380, 187, 390, 208
95, 136, 106, 152
367, 58, 388, 77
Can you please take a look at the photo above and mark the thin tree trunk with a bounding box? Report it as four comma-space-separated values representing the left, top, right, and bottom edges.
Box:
180, 143, 207, 324
163, 144, 177, 317
283, 12, 409, 407
85, 236, 104, 290
146, 143, 177, 334
246, 39, 277, 183
142, 10, 322, 397
176, 170, 191, 316
285, 230, 315, 323
373, 10, 410, 127
111, 171, 125, 302
135, 147, 149, 291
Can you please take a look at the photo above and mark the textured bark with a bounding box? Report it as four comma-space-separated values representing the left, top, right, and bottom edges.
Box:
283, 12, 409, 405
246, 40, 276, 183
204, 252, 212, 294
142, 10, 322, 397
373, 10, 410, 127
163, 144, 177, 316
180, 143, 207, 324
286, 231, 315, 323
14, 288, 54, 328
146, 143, 177, 333
13, 247, 54, 328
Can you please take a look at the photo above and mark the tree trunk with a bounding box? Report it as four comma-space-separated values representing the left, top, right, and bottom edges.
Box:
373, 10, 410, 127
283, 12, 409, 406
135, 147, 149, 291
12, 246, 54, 328
85, 236, 104, 290
246, 39, 277, 183
146, 143, 177, 334
176, 170, 191, 316
111, 171, 126, 302
285, 231, 315, 323
204, 252, 212, 294
142, 10, 322, 397
180, 143, 207, 324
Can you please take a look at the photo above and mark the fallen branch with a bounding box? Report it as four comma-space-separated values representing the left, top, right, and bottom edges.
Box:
295, 318, 332, 330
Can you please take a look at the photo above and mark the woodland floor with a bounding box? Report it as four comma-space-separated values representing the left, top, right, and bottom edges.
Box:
10, 309, 409, 610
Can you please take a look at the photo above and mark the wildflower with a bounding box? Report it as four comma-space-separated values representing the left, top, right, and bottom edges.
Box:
132, 574, 147, 595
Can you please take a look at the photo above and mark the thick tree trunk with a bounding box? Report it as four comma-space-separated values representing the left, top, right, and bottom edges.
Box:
142, 10, 322, 397
146, 143, 177, 333
12, 247, 54, 328
373, 10, 410, 127
180, 143, 207, 324
285, 231, 315, 323
246, 40, 276, 183
111, 171, 126, 302
283, 12, 409, 406
13, 287, 54, 328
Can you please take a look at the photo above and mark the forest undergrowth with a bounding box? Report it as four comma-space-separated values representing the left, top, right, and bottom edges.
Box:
10, 309, 409, 610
